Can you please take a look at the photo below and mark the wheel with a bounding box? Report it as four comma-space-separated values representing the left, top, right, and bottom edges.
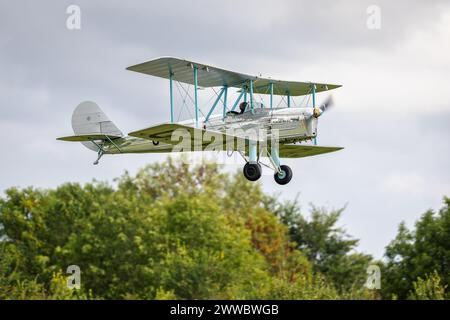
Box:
152, 140, 159, 146
243, 163, 262, 181
274, 165, 292, 185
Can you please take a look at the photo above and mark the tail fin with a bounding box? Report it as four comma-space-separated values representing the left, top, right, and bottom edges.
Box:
71, 101, 123, 151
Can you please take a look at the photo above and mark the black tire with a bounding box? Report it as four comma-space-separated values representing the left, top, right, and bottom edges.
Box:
152, 140, 159, 146
243, 163, 262, 181
274, 165, 292, 185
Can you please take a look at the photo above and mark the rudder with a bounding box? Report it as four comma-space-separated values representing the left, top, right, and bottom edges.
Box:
71, 101, 123, 151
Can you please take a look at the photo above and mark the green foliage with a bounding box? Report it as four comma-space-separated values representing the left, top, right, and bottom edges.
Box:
269, 198, 373, 291
0, 251, 89, 300
0, 159, 308, 299
0, 158, 447, 300
382, 198, 450, 299
409, 271, 447, 300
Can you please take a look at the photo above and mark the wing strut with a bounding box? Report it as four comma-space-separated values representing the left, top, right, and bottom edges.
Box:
205, 87, 226, 122
193, 65, 199, 127
169, 71, 174, 123
312, 83, 317, 145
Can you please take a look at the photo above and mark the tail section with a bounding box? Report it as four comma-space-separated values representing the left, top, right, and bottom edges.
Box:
70, 101, 123, 151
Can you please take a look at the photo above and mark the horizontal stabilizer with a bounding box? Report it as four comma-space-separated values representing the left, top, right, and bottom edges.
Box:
57, 134, 122, 142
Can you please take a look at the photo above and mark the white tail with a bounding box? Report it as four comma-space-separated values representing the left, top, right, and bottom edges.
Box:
71, 101, 122, 151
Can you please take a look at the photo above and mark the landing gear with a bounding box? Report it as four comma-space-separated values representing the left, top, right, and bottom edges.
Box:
91, 141, 105, 165
93, 149, 104, 165
269, 145, 293, 185
243, 162, 262, 181
243, 142, 262, 181
240, 142, 293, 185
274, 165, 292, 185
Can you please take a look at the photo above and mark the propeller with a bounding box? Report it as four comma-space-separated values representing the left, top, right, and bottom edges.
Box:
311, 96, 334, 145
313, 96, 334, 118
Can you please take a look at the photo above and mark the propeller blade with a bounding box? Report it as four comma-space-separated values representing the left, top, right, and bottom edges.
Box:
311, 95, 334, 119
319, 96, 334, 112
312, 96, 334, 145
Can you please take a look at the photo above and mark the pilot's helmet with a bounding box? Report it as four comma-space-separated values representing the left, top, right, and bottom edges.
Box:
239, 101, 248, 113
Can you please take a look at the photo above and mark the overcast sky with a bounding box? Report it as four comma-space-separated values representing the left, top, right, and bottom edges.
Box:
1, 0, 449, 258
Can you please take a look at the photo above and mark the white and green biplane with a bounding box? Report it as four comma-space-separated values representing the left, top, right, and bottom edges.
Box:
58, 57, 343, 185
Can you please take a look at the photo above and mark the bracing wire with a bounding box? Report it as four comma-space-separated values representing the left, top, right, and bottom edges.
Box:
175, 81, 194, 121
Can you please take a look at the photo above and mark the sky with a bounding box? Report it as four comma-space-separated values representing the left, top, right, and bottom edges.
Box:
1, 0, 449, 258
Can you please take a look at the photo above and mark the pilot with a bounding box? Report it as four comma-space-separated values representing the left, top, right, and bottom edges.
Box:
239, 101, 248, 114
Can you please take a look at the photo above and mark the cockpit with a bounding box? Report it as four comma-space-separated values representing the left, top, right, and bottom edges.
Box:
226, 102, 265, 116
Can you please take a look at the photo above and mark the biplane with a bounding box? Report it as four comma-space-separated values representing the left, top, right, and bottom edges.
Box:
57, 57, 343, 185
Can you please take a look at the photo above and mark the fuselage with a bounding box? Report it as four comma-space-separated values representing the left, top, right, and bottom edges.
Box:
103, 107, 317, 154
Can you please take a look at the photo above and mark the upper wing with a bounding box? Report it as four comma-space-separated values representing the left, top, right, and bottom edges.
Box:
127, 57, 254, 88
279, 144, 343, 158
126, 57, 341, 96
251, 79, 341, 96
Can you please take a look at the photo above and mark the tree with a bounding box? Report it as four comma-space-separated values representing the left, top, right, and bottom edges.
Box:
0, 158, 327, 299
0, 158, 408, 300
409, 271, 447, 300
382, 198, 450, 299
0, 242, 89, 300
269, 197, 373, 291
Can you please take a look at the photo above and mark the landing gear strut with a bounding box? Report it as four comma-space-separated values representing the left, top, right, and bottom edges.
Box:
91, 141, 105, 165
93, 149, 104, 165
270, 147, 293, 185
240, 143, 293, 185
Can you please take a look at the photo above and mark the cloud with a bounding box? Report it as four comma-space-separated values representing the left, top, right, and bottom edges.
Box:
382, 172, 426, 195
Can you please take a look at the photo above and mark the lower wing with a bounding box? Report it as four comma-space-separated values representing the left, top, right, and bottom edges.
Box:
128, 123, 249, 147
279, 144, 343, 158
128, 123, 343, 158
